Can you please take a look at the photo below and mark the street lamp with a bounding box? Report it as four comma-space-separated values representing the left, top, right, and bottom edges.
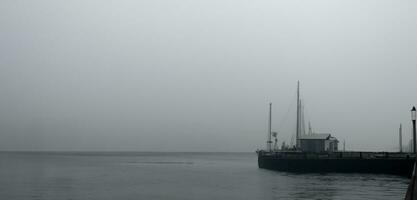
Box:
412, 106, 416, 153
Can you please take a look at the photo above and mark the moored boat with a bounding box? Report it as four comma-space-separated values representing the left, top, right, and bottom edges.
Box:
257, 82, 416, 177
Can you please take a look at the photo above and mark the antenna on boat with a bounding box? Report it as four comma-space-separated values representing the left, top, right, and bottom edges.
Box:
399, 124, 402, 153
300, 100, 306, 135
272, 132, 278, 151
296, 81, 300, 148
267, 102, 273, 152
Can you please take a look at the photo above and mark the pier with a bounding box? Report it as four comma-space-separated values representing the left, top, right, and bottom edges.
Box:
258, 151, 416, 177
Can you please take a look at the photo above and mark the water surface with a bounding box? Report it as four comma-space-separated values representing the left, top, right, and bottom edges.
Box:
0, 152, 409, 200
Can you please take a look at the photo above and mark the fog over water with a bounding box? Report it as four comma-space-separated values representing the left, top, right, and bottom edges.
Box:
0, 152, 408, 200
1, 0, 417, 152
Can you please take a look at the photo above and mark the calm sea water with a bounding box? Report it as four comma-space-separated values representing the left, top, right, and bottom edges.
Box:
0, 152, 409, 200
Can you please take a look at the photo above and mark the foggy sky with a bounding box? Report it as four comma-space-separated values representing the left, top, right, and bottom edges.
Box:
1, 0, 417, 152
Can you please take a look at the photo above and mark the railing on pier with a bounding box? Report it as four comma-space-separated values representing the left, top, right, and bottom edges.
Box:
405, 161, 417, 200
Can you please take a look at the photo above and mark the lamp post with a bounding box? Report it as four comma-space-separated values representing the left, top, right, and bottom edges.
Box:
412, 106, 416, 153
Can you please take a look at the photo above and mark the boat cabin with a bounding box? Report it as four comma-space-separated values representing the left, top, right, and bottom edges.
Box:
299, 134, 338, 153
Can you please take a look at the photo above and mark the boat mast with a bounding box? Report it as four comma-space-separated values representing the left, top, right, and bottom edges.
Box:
399, 123, 402, 153
296, 81, 300, 148
267, 103, 272, 151
301, 100, 305, 135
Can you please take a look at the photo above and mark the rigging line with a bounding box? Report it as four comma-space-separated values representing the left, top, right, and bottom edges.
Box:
277, 90, 297, 131
302, 99, 310, 128
277, 91, 298, 146
298, 92, 310, 127
290, 132, 295, 147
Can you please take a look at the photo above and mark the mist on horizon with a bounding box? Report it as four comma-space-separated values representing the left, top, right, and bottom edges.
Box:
1, 0, 417, 152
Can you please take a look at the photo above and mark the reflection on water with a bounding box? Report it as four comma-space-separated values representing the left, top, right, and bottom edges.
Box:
0, 152, 409, 200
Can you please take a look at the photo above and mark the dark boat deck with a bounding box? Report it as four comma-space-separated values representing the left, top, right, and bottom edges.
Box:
258, 151, 416, 177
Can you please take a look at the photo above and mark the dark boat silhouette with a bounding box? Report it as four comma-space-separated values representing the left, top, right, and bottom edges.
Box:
257, 82, 415, 177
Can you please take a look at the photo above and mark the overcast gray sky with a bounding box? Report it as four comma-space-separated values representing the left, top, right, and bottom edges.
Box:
1, 0, 417, 152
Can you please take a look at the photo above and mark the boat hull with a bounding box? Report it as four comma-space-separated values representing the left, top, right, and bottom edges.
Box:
258, 153, 415, 177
